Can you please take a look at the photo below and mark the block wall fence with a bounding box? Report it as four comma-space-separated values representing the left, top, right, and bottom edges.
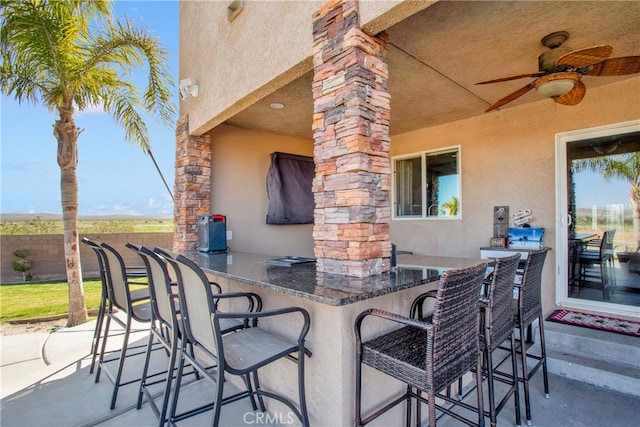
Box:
0, 233, 173, 284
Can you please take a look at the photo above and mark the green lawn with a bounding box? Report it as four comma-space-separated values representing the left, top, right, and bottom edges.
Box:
0, 279, 103, 322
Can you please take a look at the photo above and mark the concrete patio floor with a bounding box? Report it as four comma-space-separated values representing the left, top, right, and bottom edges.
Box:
1, 317, 638, 427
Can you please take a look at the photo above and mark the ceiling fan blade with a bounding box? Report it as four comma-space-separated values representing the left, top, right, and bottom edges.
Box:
555, 80, 586, 106
587, 55, 640, 76
485, 83, 534, 112
556, 45, 614, 67
475, 72, 544, 85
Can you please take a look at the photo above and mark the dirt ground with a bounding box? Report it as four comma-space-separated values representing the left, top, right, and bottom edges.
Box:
0, 318, 68, 336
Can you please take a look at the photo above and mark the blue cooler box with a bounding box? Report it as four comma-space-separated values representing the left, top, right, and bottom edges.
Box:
508, 227, 544, 249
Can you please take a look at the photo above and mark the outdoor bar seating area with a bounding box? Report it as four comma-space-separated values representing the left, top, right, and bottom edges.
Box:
80, 236, 553, 427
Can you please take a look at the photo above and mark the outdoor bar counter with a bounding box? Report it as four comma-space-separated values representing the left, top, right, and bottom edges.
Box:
186, 250, 489, 426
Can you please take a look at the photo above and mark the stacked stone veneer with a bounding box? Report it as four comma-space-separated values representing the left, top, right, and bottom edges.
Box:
312, 0, 392, 277
173, 115, 212, 253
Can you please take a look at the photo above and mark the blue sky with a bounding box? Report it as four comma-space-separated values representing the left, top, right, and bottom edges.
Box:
1, 0, 179, 217
575, 170, 630, 210
0, 0, 630, 217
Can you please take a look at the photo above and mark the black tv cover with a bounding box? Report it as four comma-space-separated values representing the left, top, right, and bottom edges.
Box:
266, 152, 314, 224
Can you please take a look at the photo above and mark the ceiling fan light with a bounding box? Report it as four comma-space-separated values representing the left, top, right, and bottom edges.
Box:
535, 78, 576, 98
592, 141, 621, 155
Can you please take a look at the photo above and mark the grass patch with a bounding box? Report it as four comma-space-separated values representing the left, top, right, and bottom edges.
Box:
0, 279, 103, 322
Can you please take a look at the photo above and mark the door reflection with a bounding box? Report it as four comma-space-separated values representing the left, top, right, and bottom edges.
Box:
567, 132, 640, 307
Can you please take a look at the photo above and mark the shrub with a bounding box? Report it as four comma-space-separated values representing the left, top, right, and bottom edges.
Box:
12, 249, 32, 282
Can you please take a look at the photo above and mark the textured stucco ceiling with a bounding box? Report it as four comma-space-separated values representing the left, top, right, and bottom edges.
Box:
223, 1, 640, 139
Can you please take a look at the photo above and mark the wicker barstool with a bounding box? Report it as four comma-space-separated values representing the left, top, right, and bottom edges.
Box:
511, 247, 550, 426
480, 254, 522, 427
355, 263, 488, 427
411, 254, 522, 427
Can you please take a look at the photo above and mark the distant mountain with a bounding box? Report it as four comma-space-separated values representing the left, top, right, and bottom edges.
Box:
0, 212, 172, 221
0, 212, 63, 221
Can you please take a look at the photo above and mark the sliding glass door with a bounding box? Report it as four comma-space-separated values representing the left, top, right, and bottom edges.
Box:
556, 120, 640, 318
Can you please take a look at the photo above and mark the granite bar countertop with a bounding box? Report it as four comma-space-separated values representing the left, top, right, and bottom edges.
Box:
479, 246, 546, 252
185, 251, 489, 307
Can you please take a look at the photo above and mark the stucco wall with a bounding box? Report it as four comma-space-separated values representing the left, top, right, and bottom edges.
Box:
389, 77, 640, 315
0, 233, 173, 283
202, 77, 639, 316
208, 124, 315, 257
179, 0, 321, 135
179, 0, 430, 135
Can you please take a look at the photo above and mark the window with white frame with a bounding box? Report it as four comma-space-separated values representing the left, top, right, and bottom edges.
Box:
393, 147, 460, 219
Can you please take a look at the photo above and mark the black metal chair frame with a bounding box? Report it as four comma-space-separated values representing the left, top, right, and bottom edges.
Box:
128, 244, 265, 425
496, 247, 550, 426
126, 244, 184, 426
81, 237, 148, 374
81, 237, 110, 374
159, 251, 312, 427
355, 263, 488, 427
94, 241, 156, 410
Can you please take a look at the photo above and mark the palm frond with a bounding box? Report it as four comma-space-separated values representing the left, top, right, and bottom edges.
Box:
80, 18, 176, 134
572, 153, 640, 187
101, 88, 149, 149
1, 0, 175, 147
0, 0, 105, 107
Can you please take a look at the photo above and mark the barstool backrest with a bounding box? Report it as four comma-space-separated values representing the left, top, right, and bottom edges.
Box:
127, 243, 175, 329
518, 247, 550, 326
484, 253, 521, 350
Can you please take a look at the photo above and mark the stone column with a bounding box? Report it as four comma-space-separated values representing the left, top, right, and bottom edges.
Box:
312, 0, 391, 277
173, 115, 212, 252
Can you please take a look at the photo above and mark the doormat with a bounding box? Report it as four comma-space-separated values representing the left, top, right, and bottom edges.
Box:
547, 309, 640, 338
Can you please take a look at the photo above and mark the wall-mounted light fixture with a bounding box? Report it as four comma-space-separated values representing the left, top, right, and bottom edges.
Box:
228, 0, 244, 22
179, 78, 198, 100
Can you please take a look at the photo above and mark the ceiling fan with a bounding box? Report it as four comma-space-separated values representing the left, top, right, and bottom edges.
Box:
476, 31, 640, 112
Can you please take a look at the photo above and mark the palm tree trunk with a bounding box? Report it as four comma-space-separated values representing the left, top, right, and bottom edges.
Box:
54, 108, 88, 327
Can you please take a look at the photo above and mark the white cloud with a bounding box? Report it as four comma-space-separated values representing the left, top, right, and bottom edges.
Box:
9, 160, 29, 170
1, 159, 38, 171
148, 196, 174, 216
75, 100, 105, 115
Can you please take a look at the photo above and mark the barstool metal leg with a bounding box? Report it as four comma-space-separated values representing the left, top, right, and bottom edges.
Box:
90, 293, 106, 374
538, 315, 550, 399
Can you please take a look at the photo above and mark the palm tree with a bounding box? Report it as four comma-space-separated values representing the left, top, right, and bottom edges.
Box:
573, 152, 640, 252
441, 196, 459, 216
1, 0, 175, 326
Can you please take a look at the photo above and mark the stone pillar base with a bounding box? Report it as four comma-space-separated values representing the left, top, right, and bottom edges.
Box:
173, 115, 211, 253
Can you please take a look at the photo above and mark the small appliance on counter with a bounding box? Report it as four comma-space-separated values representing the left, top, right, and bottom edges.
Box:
198, 214, 227, 252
